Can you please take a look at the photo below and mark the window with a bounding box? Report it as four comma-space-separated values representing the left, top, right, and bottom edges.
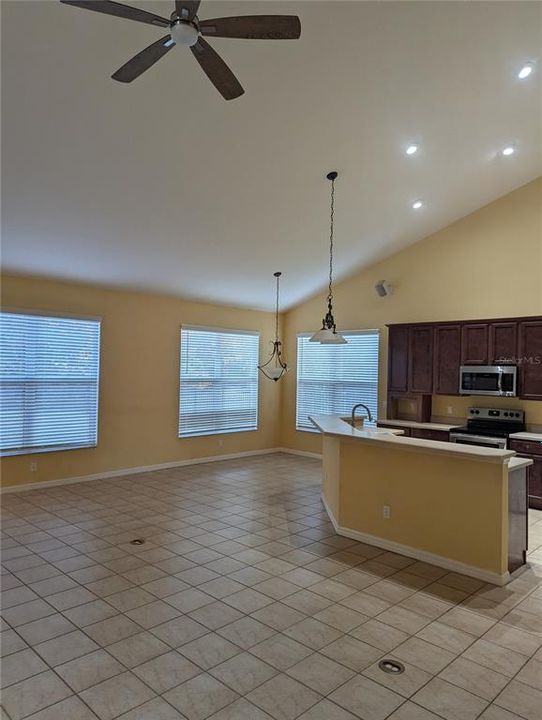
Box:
0, 311, 101, 455
179, 326, 259, 438
296, 330, 380, 431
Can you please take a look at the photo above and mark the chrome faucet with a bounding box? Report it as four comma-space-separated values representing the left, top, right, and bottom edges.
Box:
351, 403, 373, 426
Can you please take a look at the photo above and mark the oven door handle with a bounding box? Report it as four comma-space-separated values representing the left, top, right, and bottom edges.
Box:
450, 433, 505, 447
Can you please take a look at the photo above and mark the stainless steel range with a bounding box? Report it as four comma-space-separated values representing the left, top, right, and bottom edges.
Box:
449, 407, 525, 449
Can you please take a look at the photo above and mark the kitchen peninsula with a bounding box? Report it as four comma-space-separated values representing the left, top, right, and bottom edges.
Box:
310, 415, 533, 586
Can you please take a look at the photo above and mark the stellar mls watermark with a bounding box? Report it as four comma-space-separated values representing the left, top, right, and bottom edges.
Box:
497, 356, 541, 365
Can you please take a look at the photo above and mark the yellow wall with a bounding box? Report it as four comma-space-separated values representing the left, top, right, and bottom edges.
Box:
0, 275, 281, 488
2, 178, 541, 487
281, 177, 542, 454
332, 439, 508, 575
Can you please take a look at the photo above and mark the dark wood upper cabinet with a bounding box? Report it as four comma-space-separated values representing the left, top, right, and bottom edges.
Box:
518, 320, 542, 400
408, 326, 433, 393
388, 325, 409, 392
433, 324, 461, 395
489, 322, 518, 365
461, 323, 489, 365
387, 315, 541, 402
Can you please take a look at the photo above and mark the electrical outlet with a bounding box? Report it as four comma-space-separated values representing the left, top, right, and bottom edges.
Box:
383, 505, 391, 519
447, 406, 453, 415
218, 438, 224, 447
30, 462, 37, 472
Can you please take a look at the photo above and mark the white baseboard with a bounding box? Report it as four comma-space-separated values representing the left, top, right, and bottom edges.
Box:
276, 447, 322, 460
1, 448, 288, 494
321, 493, 511, 587
1, 447, 323, 494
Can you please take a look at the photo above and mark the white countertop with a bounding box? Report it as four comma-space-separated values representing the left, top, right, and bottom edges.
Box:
508, 456, 534, 471
309, 415, 516, 464
377, 419, 457, 432
509, 432, 542, 443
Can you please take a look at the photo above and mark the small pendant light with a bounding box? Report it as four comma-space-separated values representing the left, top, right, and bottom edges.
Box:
258, 271, 288, 381
310, 171, 347, 344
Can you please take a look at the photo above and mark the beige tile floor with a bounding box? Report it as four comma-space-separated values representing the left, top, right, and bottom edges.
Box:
1, 453, 542, 720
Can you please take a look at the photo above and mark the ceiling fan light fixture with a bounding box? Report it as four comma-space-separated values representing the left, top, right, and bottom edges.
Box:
170, 21, 199, 46
258, 272, 288, 382
61, 1, 301, 99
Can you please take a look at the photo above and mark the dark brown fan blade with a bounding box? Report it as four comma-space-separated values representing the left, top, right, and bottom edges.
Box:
112, 35, 173, 82
175, 1, 200, 21
190, 38, 244, 100
200, 15, 301, 40
60, 1, 169, 27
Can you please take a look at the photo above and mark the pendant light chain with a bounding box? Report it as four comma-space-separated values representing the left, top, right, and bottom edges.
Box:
327, 175, 335, 305
258, 271, 288, 381
309, 170, 347, 344
275, 271, 280, 341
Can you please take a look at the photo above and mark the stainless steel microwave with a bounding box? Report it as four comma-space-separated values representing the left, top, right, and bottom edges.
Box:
459, 365, 518, 397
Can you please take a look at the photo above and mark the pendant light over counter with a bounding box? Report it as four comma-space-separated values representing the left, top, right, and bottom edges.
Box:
310, 171, 347, 345
258, 271, 288, 381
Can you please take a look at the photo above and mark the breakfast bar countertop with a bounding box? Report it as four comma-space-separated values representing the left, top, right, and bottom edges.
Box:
309, 414, 517, 464
376, 418, 459, 432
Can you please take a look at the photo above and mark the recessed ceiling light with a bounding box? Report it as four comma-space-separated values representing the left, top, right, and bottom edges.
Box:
406, 144, 418, 155
412, 200, 423, 210
501, 146, 515, 156
518, 63, 534, 80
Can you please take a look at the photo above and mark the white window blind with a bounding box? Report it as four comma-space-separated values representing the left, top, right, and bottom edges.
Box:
0, 311, 101, 455
296, 330, 380, 431
179, 326, 259, 438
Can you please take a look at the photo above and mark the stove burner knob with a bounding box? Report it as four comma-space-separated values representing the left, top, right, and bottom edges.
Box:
504, 412, 509, 417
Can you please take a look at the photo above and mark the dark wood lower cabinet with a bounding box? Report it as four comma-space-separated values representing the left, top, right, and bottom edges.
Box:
509, 439, 542, 509
376, 424, 449, 442
528, 458, 542, 510
410, 428, 449, 442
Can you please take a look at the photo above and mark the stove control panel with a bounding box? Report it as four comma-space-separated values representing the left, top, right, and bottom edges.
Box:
468, 407, 524, 421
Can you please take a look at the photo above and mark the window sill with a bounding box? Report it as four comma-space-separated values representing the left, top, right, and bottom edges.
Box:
1, 443, 97, 458
178, 428, 258, 439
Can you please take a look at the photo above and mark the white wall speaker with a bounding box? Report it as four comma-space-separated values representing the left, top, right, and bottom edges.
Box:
375, 280, 393, 297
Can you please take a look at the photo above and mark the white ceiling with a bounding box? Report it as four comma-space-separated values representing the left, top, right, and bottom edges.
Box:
2, 1, 541, 310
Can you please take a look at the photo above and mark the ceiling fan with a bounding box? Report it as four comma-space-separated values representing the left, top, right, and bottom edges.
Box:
60, 1, 301, 100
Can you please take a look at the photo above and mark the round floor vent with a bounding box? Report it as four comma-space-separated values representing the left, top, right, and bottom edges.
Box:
378, 659, 405, 674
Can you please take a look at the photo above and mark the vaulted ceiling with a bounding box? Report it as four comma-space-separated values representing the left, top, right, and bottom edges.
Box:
2, 1, 541, 310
